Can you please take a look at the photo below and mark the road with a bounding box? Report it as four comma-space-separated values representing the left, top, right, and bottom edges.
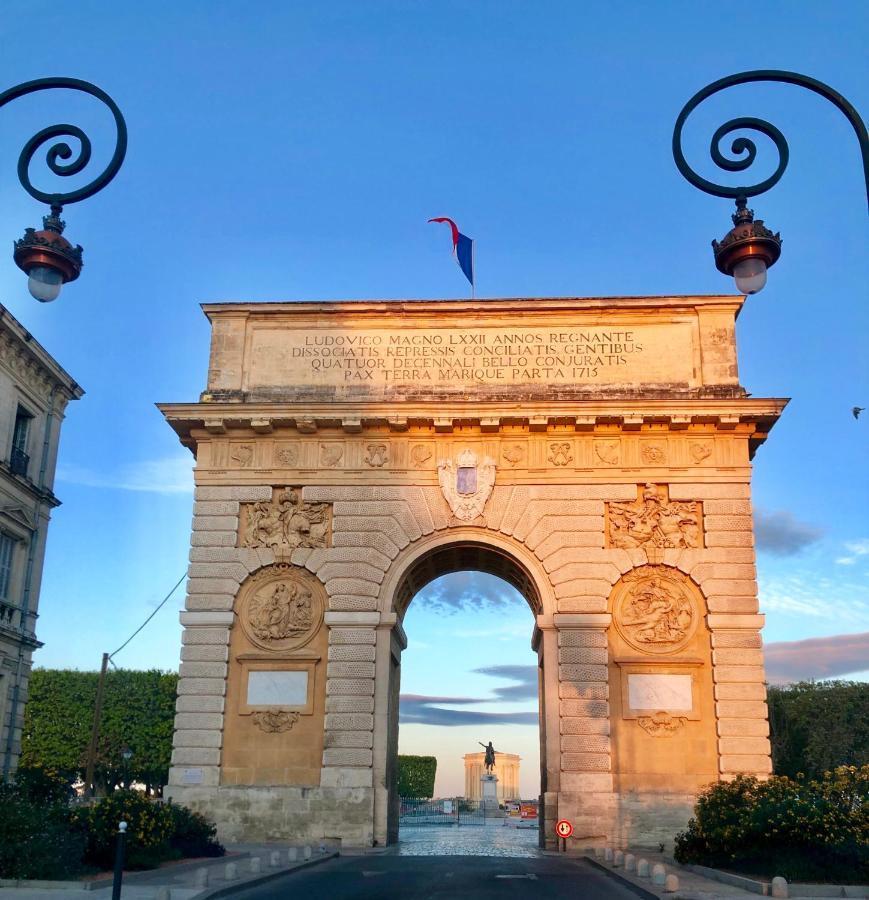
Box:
229, 854, 644, 899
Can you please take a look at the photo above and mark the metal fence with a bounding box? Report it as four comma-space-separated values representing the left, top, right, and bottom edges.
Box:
398, 797, 506, 827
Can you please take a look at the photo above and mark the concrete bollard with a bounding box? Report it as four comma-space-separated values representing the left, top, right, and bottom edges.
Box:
319, 842, 327, 854
249, 857, 262, 875
269, 850, 282, 868
604, 848, 614, 863
193, 868, 209, 889
664, 874, 679, 893
287, 847, 298, 862
613, 850, 624, 867
155, 888, 171, 900
771, 876, 789, 898
651, 863, 666, 886
624, 853, 636, 872
594, 847, 604, 860
303, 845, 312, 860
224, 862, 238, 881
637, 859, 649, 878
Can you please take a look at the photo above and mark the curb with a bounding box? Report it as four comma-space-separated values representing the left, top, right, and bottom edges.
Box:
582, 857, 660, 900
192, 852, 338, 900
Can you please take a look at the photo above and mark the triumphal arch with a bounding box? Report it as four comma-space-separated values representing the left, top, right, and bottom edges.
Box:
160, 295, 785, 849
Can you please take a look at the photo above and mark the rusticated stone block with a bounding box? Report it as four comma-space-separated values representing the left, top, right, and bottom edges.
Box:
332, 516, 411, 550
558, 630, 607, 648
711, 631, 762, 649
176, 695, 224, 713
175, 712, 223, 731
193, 500, 240, 517
561, 734, 611, 753
328, 628, 377, 645
713, 648, 765, 666
327, 661, 376, 679
325, 696, 374, 714
561, 717, 610, 735
319, 563, 388, 586
707, 597, 759, 614
715, 682, 767, 701
185, 593, 235, 611
195, 486, 272, 502
559, 665, 608, 684
180, 645, 228, 664
717, 718, 769, 737
191, 530, 238, 547
326, 679, 375, 696
714, 666, 766, 683
558, 647, 607, 665
720, 754, 773, 774
719, 737, 771, 756
324, 731, 374, 749
179, 661, 228, 679
328, 644, 376, 662
705, 532, 754, 548
192, 515, 240, 532
702, 579, 758, 597
171, 747, 221, 766
553, 578, 613, 597
177, 677, 227, 696
187, 562, 249, 582
668, 483, 750, 500
332, 530, 401, 560
716, 700, 768, 718
324, 713, 374, 731
560, 699, 609, 718
322, 748, 373, 767
547, 561, 622, 584
557, 598, 608, 613
531, 530, 606, 558
173, 729, 223, 748
691, 563, 757, 583
186, 578, 242, 595
561, 752, 610, 771
323, 578, 379, 598
559, 772, 614, 792
704, 514, 753, 532
327, 596, 379, 612
181, 628, 231, 646
704, 499, 752, 516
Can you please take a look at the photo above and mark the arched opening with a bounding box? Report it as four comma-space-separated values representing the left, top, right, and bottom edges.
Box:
382, 539, 549, 852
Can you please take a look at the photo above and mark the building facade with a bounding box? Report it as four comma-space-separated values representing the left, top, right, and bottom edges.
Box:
463, 751, 521, 802
161, 296, 784, 849
0, 306, 82, 777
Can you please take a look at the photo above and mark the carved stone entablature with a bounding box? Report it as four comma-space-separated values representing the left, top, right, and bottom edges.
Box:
238, 563, 324, 652
637, 711, 687, 736
240, 487, 332, 553
252, 709, 300, 733
606, 483, 702, 551
438, 449, 496, 522
612, 566, 698, 655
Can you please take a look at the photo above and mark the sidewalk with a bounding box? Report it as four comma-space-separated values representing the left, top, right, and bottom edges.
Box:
0, 845, 336, 900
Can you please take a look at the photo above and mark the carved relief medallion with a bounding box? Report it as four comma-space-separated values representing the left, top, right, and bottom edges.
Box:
502, 443, 525, 467
239, 564, 324, 651
637, 711, 687, 736
612, 567, 698, 654
231, 444, 254, 466
273, 444, 299, 467
607, 483, 702, 551
364, 443, 389, 467
641, 443, 666, 464
320, 443, 344, 467
595, 440, 620, 465
438, 449, 496, 522
410, 444, 433, 467
239, 487, 332, 552
548, 442, 573, 467
252, 709, 300, 733
689, 441, 712, 465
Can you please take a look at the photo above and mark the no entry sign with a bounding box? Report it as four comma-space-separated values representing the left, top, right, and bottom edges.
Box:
555, 819, 573, 839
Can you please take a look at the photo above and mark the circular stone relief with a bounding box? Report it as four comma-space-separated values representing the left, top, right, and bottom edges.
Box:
238, 564, 324, 652
612, 566, 699, 655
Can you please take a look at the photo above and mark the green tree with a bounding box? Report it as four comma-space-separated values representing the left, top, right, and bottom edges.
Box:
20, 668, 178, 794
397, 755, 437, 798
768, 681, 869, 779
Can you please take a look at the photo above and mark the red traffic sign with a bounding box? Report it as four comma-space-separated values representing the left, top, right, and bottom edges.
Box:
555, 819, 573, 839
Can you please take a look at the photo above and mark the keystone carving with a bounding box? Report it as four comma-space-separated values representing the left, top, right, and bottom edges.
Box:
240, 487, 331, 552
438, 449, 496, 522
239, 564, 324, 651
637, 711, 687, 737
607, 483, 701, 551
612, 566, 698, 654
252, 710, 300, 733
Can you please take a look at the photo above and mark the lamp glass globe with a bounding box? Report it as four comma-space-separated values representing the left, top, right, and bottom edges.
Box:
27, 265, 63, 302
733, 257, 767, 295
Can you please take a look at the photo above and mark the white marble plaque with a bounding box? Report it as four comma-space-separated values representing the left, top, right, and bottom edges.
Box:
247, 670, 308, 706
628, 674, 692, 711
181, 767, 203, 785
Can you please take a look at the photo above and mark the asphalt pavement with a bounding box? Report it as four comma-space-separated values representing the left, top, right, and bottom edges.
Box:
225, 854, 644, 899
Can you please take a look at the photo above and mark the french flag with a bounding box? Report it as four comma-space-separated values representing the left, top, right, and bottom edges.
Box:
429, 217, 474, 290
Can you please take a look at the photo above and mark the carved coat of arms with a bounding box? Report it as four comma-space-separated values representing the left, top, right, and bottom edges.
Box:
438, 449, 496, 522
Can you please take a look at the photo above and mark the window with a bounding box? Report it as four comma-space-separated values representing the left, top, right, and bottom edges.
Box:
0, 533, 15, 601
10, 407, 32, 477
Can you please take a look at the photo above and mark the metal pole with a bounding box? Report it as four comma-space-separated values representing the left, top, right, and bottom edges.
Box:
84, 652, 109, 798
111, 821, 127, 900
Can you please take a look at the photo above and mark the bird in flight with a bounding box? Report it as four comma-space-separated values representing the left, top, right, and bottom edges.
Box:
853, 407, 865, 420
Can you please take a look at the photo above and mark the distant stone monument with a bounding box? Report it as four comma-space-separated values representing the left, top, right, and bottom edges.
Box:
464, 750, 521, 802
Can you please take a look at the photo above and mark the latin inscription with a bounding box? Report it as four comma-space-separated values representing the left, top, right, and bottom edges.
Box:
248, 324, 696, 388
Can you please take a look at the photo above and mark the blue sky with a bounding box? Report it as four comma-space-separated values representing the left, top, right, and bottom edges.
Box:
0, 2, 866, 797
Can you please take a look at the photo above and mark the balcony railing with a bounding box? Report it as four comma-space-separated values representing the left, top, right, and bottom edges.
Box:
9, 446, 29, 477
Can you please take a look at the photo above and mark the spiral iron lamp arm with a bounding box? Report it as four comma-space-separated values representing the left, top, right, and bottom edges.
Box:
0, 77, 127, 301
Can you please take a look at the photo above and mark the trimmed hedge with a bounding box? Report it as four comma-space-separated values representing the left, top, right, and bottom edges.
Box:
674, 766, 868, 883
397, 755, 437, 798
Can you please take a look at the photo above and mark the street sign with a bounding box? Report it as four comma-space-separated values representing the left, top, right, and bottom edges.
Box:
555, 819, 573, 839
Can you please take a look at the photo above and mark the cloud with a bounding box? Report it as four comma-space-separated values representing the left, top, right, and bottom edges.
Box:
414, 571, 526, 614
399, 666, 539, 726
754, 510, 822, 556
764, 632, 869, 684
56, 456, 194, 494
835, 539, 869, 566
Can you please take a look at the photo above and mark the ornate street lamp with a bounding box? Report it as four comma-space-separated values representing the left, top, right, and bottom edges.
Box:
0, 77, 127, 301
673, 70, 868, 294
